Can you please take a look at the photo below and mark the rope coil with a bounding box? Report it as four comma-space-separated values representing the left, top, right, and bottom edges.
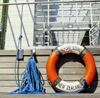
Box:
8, 57, 45, 94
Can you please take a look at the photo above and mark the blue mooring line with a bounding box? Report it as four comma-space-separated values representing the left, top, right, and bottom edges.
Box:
7, 35, 87, 94
14, 35, 22, 87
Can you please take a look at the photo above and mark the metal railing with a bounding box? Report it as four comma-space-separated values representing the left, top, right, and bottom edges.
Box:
0, 1, 100, 50
89, 22, 100, 45
0, 0, 100, 5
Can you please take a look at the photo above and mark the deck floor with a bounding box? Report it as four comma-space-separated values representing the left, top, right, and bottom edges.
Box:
0, 93, 100, 98
0, 47, 100, 96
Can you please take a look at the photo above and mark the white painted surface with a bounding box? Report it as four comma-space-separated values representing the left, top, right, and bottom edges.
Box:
5, 0, 35, 50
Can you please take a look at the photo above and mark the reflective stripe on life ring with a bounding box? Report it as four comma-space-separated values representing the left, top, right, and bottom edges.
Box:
46, 44, 96, 93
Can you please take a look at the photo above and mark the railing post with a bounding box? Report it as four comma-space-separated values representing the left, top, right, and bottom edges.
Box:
98, 22, 100, 45
20, 4, 23, 49
48, 0, 49, 26
76, 3, 78, 26
90, 3, 93, 27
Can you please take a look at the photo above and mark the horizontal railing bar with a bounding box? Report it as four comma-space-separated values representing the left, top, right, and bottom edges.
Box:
50, 28, 90, 31
35, 28, 90, 31
0, 1, 100, 6
36, 8, 100, 11
36, 15, 100, 17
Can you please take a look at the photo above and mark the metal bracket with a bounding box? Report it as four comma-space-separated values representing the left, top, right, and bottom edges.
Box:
31, 47, 38, 63
17, 49, 24, 60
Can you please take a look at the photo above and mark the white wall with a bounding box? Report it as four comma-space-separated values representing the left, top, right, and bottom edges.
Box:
5, 0, 35, 50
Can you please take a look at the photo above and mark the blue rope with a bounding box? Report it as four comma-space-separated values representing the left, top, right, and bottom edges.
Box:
7, 35, 88, 94
8, 56, 45, 94
7, 36, 45, 94
14, 35, 22, 87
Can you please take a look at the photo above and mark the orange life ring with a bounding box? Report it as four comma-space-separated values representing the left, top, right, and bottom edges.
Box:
46, 44, 96, 92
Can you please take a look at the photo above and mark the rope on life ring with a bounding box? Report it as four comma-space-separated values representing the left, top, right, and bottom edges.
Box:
46, 44, 96, 93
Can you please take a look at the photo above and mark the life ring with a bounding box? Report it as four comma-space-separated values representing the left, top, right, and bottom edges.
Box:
46, 44, 96, 93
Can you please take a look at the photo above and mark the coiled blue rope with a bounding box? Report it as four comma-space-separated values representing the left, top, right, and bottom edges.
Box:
7, 35, 88, 94
8, 56, 45, 94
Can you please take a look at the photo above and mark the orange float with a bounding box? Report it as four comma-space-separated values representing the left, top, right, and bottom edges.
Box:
46, 44, 96, 93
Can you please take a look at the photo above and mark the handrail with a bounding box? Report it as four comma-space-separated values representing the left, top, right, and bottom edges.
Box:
50, 28, 90, 31
0, 0, 100, 5
89, 22, 100, 46
89, 22, 99, 31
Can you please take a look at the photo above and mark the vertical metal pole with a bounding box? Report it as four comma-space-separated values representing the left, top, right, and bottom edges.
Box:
62, 3, 63, 44
98, 22, 100, 45
62, 3, 63, 24
33, 3, 35, 46
43, 23, 45, 46
76, 3, 79, 29
48, 0, 49, 26
48, 0, 50, 46
89, 3, 92, 46
17, 4, 24, 86
20, 4, 23, 49
89, 29, 91, 46
90, 3, 93, 27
